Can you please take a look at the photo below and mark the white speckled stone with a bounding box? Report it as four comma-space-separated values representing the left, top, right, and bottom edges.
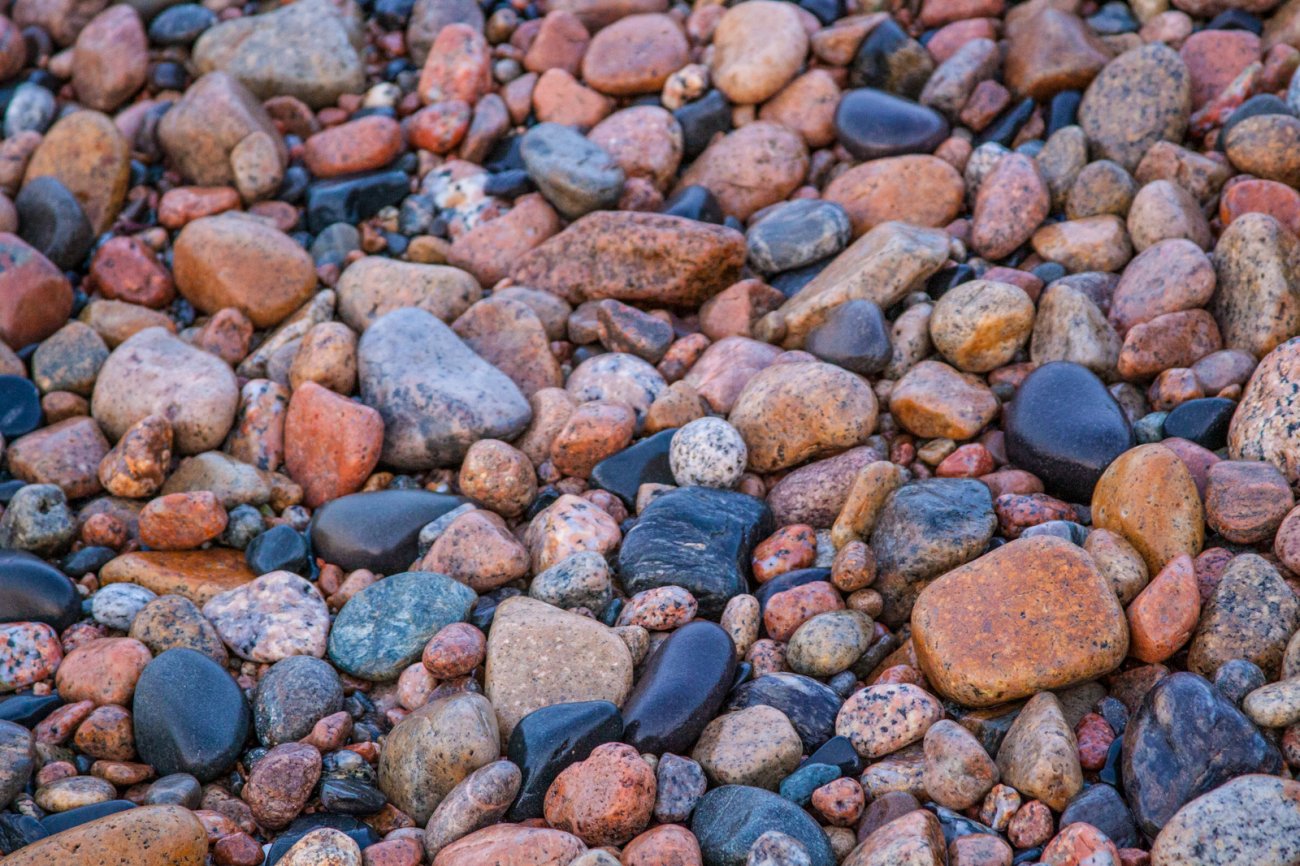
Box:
91, 583, 157, 631
203, 571, 330, 663
670, 417, 747, 489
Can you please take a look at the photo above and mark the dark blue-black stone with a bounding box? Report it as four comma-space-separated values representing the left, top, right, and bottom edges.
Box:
0, 813, 46, 854
779, 762, 839, 805
319, 778, 387, 814
306, 170, 408, 233
1086, 1, 1138, 33
796, 0, 839, 24
925, 263, 975, 300
619, 486, 773, 618
726, 672, 841, 751
590, 428, 676, 507
0, 691, 61, 727
0, 550, 80, 631
266, 814, 380, 865
769, 257, 830, 298
39, 801, 135, 834
147, 4, 217, 44
804, 735, 863, 776
246, 524, 310, 575
0, 376, 41, 438
1004, 361, 1135, 503
133, 648, 251, 783
1207, 9, 1262, 32
835, 89, 949, 160
60, 546, 115, 578
674, 90, 731, 159
15, 176, 93, 270
622, 621, 735, 755
1060, 783, 1137, 848
977, 97, 1036, 147
507, 700, 623, 821
662, 185, 724, 224
803, 299, 892, 375
1162, 397, 1234, 450
1047, 90, 1082, 136
692, 785, 835, 866
483, 169, 533, 198
375, 0, 417, 28
469, 587, 522, 633
309, 489, 466, 573
848, 19, 926, 97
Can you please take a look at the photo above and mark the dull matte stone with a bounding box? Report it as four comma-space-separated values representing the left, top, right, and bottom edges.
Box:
245, 524, 309, 576
662, 185, 724, 224
674, 90, 732, 160
1059, 784, 1137, 848
621, 620, 736, 755
506, 700, 623, 821
804, 299, 892, 376
0, 692, 61, 728
0, 550, 80, 631
746, 200, 852, 274
148, 4, 218, 45
309, 489, 467, 573
692, 785, 835, 866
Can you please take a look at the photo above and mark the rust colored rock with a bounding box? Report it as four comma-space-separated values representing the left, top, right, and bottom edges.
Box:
1220, 177, 1300, 236
98, 414, 173, 499
912, 535, 1129, 707
824, 156, 964, 237
158, 186, 243, 230
582, 13, 688, 95
7, 416, 109, 499
1204, 459, 1295, 544
89, 236, 175, 309
524, 10, 589, 75
1031, 215, 1133, 273
759, 69, 841, 149
71, 5, 147, 112
242, 742, 321, 830
889, 360, 999, 440
622, 824, 702, 866
100, 549, 256, 606
303, 116, 404, 178
1004, 6, 1109, 100
407, 101, 472, 154
283, 382, 383, 508
431, 824, 586, 866
138, 492, 228, 551
1117, 309, 1222, 381
55, 637, 152, 706
543, 742, 656, 847
420, 509, 530, 592
1091, 443, 1204, 574
845, 808, 946, 866
674, 122, 808, 220
763, 581, 844, 642
0, 233, 72, 350
173, 214, 317, 328
1109, 239, 1215, 336
1180, 29, 1261, 109
1126, 554, 1200, 663
448, 193, 561, 287
510, 211, 745, 307
419, 23, 492, 105
157, 72, 287, 187
972, 153, 1051, 260
0, 804, 207, 866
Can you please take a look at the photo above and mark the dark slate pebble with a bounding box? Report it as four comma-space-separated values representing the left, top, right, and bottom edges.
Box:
0, 813, 46, 855
309, 489, 466, 574
692, 785, 835, 866
1162, 397, 1235, 450
1047, 90, 1082, 136
618, 486, 773, 618
778, 762, 839, 805
769, 257, 831, 298
15, 177, 92, 270
0, 550, 80, 631
1087, 1, 1139, 33
621, 621, 736, 756
977, 97, 1036, 148
663, 184, 724, 224
319, 778, 387, 814
0, 376, 42, 438
926, 263, 976, 300
265, 814, 379, 865
726, 672, 842, 752
245, 524, 310, 576
1059, 784, 1137, 849
39, 801, 135, 835
590, 428, 676, 508
132, 648, 251, 783
746, 199, 852, 275
1207, 8, 1263, 32
1212, 658, 1266, 707
306, 169, 409, 233
0, 691, 60, 728
327, 572, 476, 681
803, 735, 863, 776
254, 655, 344, 746
928, 805, 998, 844
142, 773, 202, 807
674, 90, 732, 160
1121, 671, 1282, 837
1004, 361, 1135, 503
60, 546, 115, 579
147, 4, 216, 45
834, 88, 949, 160
848, 18, 930, 98
470, 586, 522, 634
804, 299, 892, 376
506, 700, 624, 821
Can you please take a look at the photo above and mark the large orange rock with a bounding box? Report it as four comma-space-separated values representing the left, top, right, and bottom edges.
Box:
1, 804, 207, 866
284, 382, 384, 507
912, 535, 1129, 707
99, 549, 255, 605
172, 213, 317, 328
1091, 443, 1204, 574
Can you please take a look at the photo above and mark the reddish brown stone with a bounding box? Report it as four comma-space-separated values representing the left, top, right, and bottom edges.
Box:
543, 742, 655, 846
752, 524, 818, 583
0, 233, 72, 350
55, 637, 152, 706
824, 155, 964, 237
7, 416, 109, 499
1205, 459, 1295, 544
419, 23, 492, 105
284, 382, 384, 508
138, 491, 228, 551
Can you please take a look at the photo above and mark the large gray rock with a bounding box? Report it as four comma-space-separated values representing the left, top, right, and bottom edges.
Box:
357, 308, 531, 469
521, 123, 624, 220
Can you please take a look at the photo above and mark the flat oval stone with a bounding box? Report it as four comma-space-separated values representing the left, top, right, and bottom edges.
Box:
328, 571, 476, 681
0, 550, 80, 631
14, 176, 93, 271
39, 800, 135, 834
0, 376, 42, 439
1005, 361, 1136, 503
1, 804, 207, 866
621, 620, 736, 755
506, 700, 623, 821
691, 785, 835, 866
133, 648, 250, 783
834, 88, 950, 161
618, 486, 773, 618
1123, 671, 1281, 837
725, 671, 843, 751
1092, 443, 1204, 574
1151, 774, 1300, 866
309, 489, 467, 574
746, 199, 852, 275
254, 655, 344, 746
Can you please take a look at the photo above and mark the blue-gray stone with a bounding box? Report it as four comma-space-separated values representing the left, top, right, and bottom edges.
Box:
692, 785, 834, 866
778, 763, 839, 805
254, 655, 344, 746
520, 123, 624, 219
726, 672, 841, 752
746, 200, 851, 274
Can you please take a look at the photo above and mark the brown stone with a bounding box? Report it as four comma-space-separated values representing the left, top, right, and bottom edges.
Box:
453, 297, 562, 397
587, 107, 683, 192
284, 382, 383, 508
7, 417, 109, 499
1077, 43, 1192, 172
759, 69, 841, 149
1205, 459, 1294, 544
674, 122, 808, 221
845, 800, 946, 866
100, 549, 255, 605
1004, 5, 1109, 100
824, 156, 964, 237
242, 742, 321, 830
1127, 554, 1200, 663
1225, 113, 1300, 188
1109, 239, 1215, 336
532, 68, 613, 129
929, 280, 1035, 373
157, 72, 286, 187
912, 535, 1129, 707
544, 742, 655, 846
1031, 215, 1133, 273
89, 236, 175, 309
889, 360, 999, 440
0, 234, 71, 350
1091, 443, 1204, 574
581, 13, 687, 95
1117, 309, 1222, 381
420, 510, 530, 592
72, 5, 147, 112
303, 116, 404, 178
138, 491, 228, 551
23, 110, 129, 235
1, 804, 207, 866
55, 637, 151, 706
1213, 212, 1300, 359
431, 825, 587, 866
1127, 179, 1212, 253
709, 0, 808, 104
447, 194, 560, 287
972, 153, 1052, 261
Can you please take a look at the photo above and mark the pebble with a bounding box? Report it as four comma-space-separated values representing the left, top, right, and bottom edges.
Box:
835, 89, 950, 160
693, 704, 802, 790
521, 123, 624, 219
692, 785, 835, 866
1092, 443, 1204, 574
710, 1, 808, 105
1078, 44, 1192, 171
670, 417, 747, 488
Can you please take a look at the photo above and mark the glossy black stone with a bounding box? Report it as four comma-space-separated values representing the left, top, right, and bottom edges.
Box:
245, 524, 310, 575
848, 19, 926, 97
803, 735, 863, 776
309, 489, 466, 573
1047, 90, 1082, 136
306, 169, 409, 233
0, 813, 46, 855
1122, 671, 1281, 837
976, 97, 1036, 147
1004, 361, 1136, 503
804, 299, 892, 375
1207, 8, 1263, 31
483, 169, 534, 198
0, 550, 81, 631
925, 263, 975, 300
15, 176, 93, 270
726, 672, 841, 751
674, 90, 732, 159
319, 778, 387, 814
60, 546, 115, 578
835, 88, 949, 160
1060, 784, 1137, 848
374, 0, 417, 28
265, 814, 380, 865
692, 785, 835, 866
1216, 94, 1290, 152
147, 4, 217, 44
1099, 736, 1123, 787
469, 586, 522, 633
753, 568, 831, 615
589, 428, 676, 507
133, 648, 251, 783
39, 801, 135, 834
1162, 397, 1235, 450
506, 700, 623, 821
0, 376, 41, 438
662, 184, 724, 224
0, 691, 61, 728
621, 621, 736, 755
618, 486, 773, 617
